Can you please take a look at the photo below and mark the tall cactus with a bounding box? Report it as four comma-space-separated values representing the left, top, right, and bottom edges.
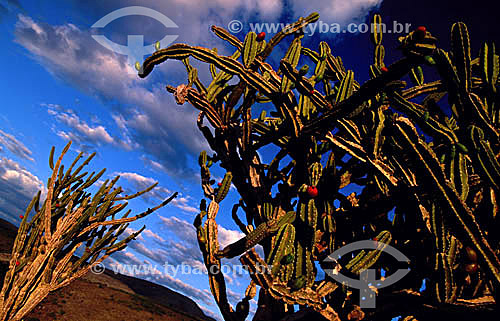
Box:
0, 141, 177, 321
139, 12, 499, 321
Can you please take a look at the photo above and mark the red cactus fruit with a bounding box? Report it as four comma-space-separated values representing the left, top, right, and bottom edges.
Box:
257, 32, 266, 41
15, 261, 20, 266
381, 66, 389, 73
306, 185, 318, 197
19, 215, 24, 219
417, 26, 427, 33
414, 26, 427, 40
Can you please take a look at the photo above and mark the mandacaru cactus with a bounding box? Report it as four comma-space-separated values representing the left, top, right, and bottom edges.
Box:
0, 141, 177, 321
139, 11, 499, 321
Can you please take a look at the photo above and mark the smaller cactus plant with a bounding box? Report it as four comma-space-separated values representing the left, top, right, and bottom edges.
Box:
0, 141, 177, 321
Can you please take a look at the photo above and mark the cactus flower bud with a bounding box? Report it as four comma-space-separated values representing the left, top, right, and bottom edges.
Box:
19, 215, 24, 219
256, 32, 266, 41
381, 66, 389, 73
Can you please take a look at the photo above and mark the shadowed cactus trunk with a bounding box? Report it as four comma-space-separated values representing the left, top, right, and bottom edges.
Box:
0, 141, 177, 321
138, 11, 499, 321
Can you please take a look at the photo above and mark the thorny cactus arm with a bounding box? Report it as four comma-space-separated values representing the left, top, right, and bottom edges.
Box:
0, 142, 178, 321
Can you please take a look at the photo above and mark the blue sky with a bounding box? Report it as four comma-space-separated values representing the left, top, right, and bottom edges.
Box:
0, 0, 497, 320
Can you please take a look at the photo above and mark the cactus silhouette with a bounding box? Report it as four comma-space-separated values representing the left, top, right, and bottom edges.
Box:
0, 141, 177, 321
138, 12, 499, 321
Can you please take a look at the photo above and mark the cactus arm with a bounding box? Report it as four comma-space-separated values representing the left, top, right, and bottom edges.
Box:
402, 80, 443, 99
468, 125, 500, 191
450, 22, 472, 93
217, 211, 296, 259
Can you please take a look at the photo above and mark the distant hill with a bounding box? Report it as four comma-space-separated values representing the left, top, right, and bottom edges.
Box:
0, 218, 215, 321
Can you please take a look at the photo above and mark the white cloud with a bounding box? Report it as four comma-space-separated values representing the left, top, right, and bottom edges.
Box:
42, 103, 138, 151
55, 113, 113, 144
0, 157, 45, 223
158, 215, 196, 240
0, 129, 34, 161
217, 225, 244, 248
140, 155, 168, 173
289, 0, 383, 25
143, 228, 166, 243
116, 171, 159, 189
170, 196, 198, 214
